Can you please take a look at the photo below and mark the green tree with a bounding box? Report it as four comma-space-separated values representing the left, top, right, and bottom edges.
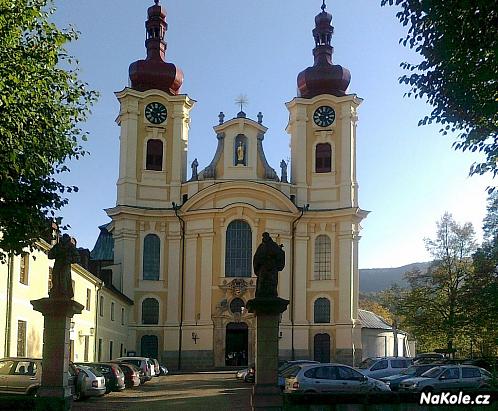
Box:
381, 0, 498, 180
463, 193, 498, 357
0, 0, 97, 259
397, 214, 477, 354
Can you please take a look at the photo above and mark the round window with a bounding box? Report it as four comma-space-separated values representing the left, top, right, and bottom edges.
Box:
230, 298, 245, 314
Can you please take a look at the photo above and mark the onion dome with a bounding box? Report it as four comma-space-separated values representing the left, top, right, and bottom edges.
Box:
297, 1, 351, 98
129, 0, 183, 95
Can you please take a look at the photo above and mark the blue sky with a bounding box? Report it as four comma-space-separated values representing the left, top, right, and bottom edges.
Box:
52, 0, 493, 268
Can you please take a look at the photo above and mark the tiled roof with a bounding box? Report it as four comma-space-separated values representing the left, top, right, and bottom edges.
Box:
358, 309, 393, 330
90, 223, 114, 261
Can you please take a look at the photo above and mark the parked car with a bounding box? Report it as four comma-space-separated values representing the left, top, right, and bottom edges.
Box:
461, 358, 498, 373
278, 361, 319, 390
0, 358, 78, 399
235, 368, 249, 380
74, 365, 106, 400
151, 359, 161, 377
116, 363, 141, 388
284, 363, 390, 395
357, 357, 413, 379
158, 364, 169, 376
114, 357, 153, 384
413, 353, 445, 365
76, 362, 125, 393
380, 363, 444, 391
398, 365, 492, 393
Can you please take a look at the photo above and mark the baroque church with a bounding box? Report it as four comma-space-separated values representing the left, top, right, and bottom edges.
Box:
91, 0, 368, 368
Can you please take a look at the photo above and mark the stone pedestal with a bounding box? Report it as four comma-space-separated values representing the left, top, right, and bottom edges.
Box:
31, 297, 84, 411
247, 297, 289, 411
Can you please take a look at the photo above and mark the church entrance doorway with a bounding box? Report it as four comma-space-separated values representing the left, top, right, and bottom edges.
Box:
225, 322, 248, 366
314, 333, 331, 363
141, 335, 158, 359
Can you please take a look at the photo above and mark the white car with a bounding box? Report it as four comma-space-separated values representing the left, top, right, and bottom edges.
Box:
357, 357, 413, 379
284, 363, 390, 395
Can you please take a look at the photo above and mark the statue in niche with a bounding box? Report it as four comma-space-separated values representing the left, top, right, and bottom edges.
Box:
191, 158, 198, 180
48, 234, 80, 299
236, 141, 245, 165
253, 232, 285, 298
280, 160, 288, 182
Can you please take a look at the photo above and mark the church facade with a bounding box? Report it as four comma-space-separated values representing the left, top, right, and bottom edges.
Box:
94, 1, 368, 368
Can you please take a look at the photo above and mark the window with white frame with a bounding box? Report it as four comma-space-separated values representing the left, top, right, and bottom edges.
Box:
314, 235, 331, 280
314, 298, 331, 323
143, 234, 160, 280
142, 298, 159, 324
225, 220, 252, 277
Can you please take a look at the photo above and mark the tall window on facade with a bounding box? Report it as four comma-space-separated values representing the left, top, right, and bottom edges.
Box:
146, 139, 163, 171
86, 289, 91, 311
121, 308, 125, 325
48, 267, 53, 292
315, 143, 332, 173
142, 298, 159, 324
84, 336, 89, 362
17, 320, 27, 356
314, 235, 331, 280
98, 338, 102, 361
314, 298, 331, 323
19, 253, 29, 285
143, 234, 160, 280
225, 220, 252, 277
111, 302, 115, 321
109, 341, 113, 361
99, 295, 104, 317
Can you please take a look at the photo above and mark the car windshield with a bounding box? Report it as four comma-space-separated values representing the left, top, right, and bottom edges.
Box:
358, 358, 376, 369
421, 367, 444, 378
283, 365, 301, 378
401, 366, 417, 376
87, 366, 104, 377
122, 359, 141, 367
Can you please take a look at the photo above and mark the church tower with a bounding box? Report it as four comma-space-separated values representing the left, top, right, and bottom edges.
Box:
286, 2, 366, 364
115, 0, 195, 209
287, 2, 362, 210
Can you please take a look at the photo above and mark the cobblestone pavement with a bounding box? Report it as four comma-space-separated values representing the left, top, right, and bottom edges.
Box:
72, 371, 252, 411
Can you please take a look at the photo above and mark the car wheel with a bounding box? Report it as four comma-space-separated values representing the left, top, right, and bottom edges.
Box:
303, 390, 316, 401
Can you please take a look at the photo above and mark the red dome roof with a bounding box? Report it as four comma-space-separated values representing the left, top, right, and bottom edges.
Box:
297, 6, 351, 98
129, 1, 183, 95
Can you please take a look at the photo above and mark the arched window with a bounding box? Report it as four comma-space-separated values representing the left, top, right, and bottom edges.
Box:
314, 235, 331, 280
143, 234, 160, 280
142, 298, 159, 324
314, 298, 330, 323
315, 143, 331, 173
146, 139, 163, 171
225, 220, 252, 277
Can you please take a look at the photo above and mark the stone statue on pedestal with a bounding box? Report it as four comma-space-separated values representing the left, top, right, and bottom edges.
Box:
48, 234, 80, 299
253, 232, 285, 298
191, 158, 199, 180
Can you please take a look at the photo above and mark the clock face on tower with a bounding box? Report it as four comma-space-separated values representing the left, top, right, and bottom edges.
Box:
145, 102, 167, 124
313, 106, 335, 127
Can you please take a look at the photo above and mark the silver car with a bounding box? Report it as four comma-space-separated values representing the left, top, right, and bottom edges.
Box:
284, 363, 390, 395
75, 365, 106, 400
357, 357, 413, 379
398, 365, 492, 393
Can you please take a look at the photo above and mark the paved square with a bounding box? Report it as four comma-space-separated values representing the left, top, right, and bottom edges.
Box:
72, 371, 252, 411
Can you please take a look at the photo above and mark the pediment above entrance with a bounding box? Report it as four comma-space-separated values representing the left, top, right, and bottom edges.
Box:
181, 181, 297, 214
